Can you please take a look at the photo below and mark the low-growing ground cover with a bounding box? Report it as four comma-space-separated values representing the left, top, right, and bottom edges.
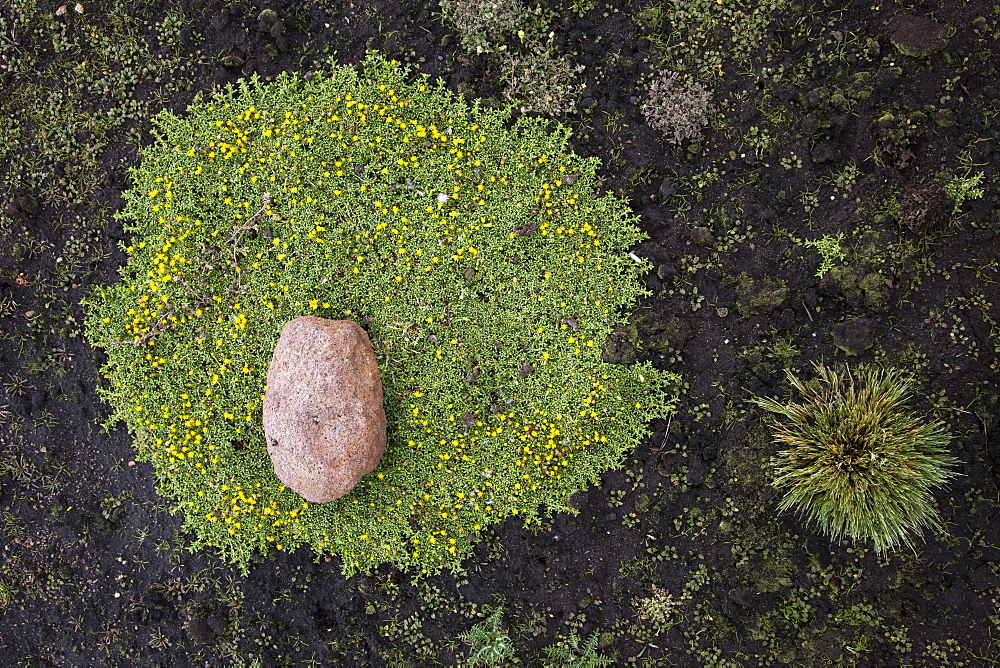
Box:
1, 0, 999, 665
85, 53, 678, 575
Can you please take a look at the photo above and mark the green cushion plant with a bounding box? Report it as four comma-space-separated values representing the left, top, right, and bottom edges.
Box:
751, 363, 959, 554
85, 53, 679, 575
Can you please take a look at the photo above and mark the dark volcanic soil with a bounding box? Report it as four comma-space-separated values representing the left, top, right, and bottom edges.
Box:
1, 0, 999, 665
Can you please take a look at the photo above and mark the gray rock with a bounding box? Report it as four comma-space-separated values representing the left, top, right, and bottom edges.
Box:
811, 141, 840, 163
656, 263, 676, 281
185, 617, 213, 644
263, 316, 386, 503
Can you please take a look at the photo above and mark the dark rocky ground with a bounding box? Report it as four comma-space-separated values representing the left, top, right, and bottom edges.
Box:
1, 0, 998, 664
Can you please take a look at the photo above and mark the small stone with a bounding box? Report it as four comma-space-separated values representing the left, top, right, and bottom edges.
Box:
832, 317, 875, 356
185, 618, 212, 644
811, 141, 840, 163
888, 12, 952, 58
728, 587, 757, 607
932, 108, 957, 127
8, 395, 29, 417
55, 5, 67, 15
688, 226, 714, 246
263, 316, 386, 503
73, 3, 83, 13
942, 583, 968, 609
212, 13, 231, 30
828, 92, 848, 111
257, 8, 279, 29
800, 114, 821, 134
5, 194, 38, 219
655, 179, 676, 202
513, 222, 536, 236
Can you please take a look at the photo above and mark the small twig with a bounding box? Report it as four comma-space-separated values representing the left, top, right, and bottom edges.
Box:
242, 192, 276, 228
226, 193, 280, 288
802, 298, 814, 322
976, 411, 991, 462
650, 414, 673, 454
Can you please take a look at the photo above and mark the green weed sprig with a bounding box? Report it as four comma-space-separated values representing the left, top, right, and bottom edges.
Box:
797, 233, 846, 277
458, 605, 516, 666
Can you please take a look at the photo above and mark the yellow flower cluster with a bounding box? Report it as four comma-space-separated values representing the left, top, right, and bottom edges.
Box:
86, 53, 679, 575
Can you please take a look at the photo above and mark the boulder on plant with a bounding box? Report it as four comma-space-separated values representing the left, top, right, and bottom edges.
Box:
263, 316, 386, 503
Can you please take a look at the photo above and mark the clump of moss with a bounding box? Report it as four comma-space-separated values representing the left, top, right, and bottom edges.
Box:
85, 53, 679, 575
734, 272, 787, 317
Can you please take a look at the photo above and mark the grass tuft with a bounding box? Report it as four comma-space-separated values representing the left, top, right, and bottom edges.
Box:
751, 363, 959, 554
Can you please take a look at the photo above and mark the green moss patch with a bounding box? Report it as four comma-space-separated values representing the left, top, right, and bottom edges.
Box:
84, 53, 679, 575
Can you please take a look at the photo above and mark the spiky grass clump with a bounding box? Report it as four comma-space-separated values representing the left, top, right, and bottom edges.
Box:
752, 363, 959, 553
